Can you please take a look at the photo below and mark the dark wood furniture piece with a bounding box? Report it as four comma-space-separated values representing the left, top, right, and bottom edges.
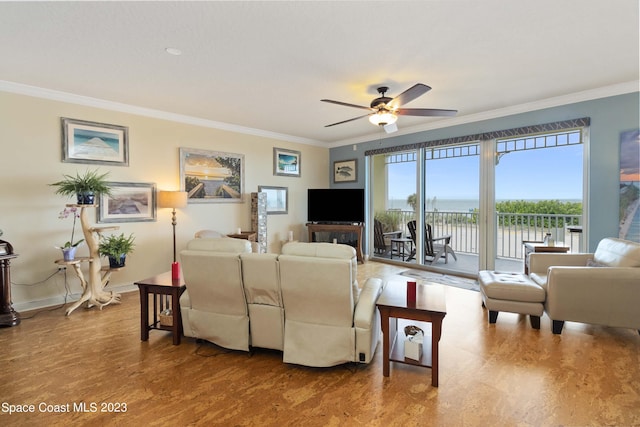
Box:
135, 271, 186, 345
306, 223, 364, 263
390, 238, 414, 261
373, 219, 402, 256
406, 220, 457, 264
0, 239, 19, 327
227, 231, 257, 242
376, 281, 447, 387
523, 241, 570, 274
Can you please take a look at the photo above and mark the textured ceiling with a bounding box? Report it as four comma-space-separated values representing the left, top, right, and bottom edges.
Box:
0, 1, 638, 146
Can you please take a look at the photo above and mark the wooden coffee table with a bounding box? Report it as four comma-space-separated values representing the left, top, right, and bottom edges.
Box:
376, 281, 447, 386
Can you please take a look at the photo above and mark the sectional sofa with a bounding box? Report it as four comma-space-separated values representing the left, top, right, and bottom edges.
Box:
179, 238, 385, 367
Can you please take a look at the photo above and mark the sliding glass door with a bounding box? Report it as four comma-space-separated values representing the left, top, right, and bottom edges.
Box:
371, 151, 416, 259
493, 130, 585, 271
423, 144, 480, 275
370, 144, 480, 276
367, 119, 588, 276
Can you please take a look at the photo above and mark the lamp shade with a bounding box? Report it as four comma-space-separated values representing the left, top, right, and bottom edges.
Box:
158, 191, 188, 209
369, 111, 398, 126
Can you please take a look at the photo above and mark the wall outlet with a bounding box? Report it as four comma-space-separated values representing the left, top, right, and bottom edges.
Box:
57, 266, 66, 272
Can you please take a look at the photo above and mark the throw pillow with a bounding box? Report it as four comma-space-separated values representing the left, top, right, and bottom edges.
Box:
586, 259, 608, 267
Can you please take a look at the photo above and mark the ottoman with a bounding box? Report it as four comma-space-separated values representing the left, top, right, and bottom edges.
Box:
477, 271, 545, 329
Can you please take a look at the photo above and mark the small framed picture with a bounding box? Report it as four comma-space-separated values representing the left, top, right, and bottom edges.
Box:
259, 185, 288, 214
273, 147, 301, 177
98, 182, 157, 223
61, 118, 129, 166
333, 159, 357, 183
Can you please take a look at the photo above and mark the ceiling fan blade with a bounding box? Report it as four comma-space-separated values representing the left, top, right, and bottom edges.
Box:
321, 99, 372, 111
388, 83, 431, 109
396, 108, 457, 117
325, 113, 372, 127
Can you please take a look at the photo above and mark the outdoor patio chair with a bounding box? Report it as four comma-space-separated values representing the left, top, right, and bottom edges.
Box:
407, 220, 458, 264
373, 219, 403, 256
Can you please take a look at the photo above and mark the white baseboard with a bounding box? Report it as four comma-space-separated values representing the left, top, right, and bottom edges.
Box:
14, 284, 138, 313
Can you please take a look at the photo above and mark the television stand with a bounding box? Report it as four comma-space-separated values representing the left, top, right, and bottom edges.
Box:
306, 223, 364, 263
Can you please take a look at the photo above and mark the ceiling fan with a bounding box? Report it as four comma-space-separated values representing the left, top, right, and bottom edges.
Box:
321, 83, 457, 133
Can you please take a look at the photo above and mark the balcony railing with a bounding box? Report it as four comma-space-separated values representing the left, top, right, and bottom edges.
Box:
381, 210, 583, 259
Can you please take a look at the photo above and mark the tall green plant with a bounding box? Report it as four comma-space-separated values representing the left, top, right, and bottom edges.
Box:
406, 194, 417, 211
374, 210, 403, 232
50, 169, 112, 197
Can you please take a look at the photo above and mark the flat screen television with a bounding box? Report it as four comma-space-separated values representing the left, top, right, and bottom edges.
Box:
307, 188, 365, 224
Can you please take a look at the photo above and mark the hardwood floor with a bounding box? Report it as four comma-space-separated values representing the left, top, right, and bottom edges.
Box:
1, 261, 639, 426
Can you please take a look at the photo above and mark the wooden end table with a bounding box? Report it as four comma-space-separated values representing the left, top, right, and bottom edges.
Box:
523, 241, 570, 274
376, 281, 447, 387
135, 271, 186, 345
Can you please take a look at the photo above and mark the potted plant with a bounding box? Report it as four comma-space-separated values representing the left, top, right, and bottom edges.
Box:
50, 169, 112, 204
98, 233, 135, 268
56, 207, 84, 261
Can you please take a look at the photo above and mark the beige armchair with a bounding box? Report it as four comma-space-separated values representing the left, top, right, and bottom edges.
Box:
529, 237, 640, 334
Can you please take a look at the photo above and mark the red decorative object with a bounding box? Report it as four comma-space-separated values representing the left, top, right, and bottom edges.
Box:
171, 262, 180, 280
406, 281, 417, 305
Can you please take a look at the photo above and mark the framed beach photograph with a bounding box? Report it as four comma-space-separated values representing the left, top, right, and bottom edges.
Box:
61, 118, 129, 166
97, 182, 157, 223
619, 129, 640, 243
259, 185, 288, 215
273, 147, 301, 177
180, 148, 244, 203
333, 159, 357, 183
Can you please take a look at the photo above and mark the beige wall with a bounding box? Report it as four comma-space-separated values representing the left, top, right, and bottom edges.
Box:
0, 91, 329, 310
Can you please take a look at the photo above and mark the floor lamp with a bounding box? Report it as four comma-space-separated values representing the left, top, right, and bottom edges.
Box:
158, 190, 188, 279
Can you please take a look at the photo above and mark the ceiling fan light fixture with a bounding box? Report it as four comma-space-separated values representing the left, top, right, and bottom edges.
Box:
369, 111, 397, 126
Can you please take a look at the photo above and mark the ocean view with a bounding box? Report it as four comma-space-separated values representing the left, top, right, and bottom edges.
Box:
385, 198, 582, 213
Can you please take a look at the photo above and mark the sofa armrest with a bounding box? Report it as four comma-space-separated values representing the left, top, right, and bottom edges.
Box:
179, 289, 192, 309
529, 253, 593, 275
354, 277, 384, 329
545, 266, 640, 326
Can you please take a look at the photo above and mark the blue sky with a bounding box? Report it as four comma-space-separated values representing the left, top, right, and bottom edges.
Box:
387, 144, 583, 201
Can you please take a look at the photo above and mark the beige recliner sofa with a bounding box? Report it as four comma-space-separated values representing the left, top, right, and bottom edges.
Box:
179, 239, 385, 367
279, 242, 383, 367
180, 237, 253, 351
528, 237, 640, 334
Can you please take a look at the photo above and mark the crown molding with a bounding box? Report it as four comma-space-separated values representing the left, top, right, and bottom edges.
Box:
0, 80, 325, 147
2, 79, 636, 149
327, 81, 639, 148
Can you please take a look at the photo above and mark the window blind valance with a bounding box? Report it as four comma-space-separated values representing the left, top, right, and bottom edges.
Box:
364, 117, 590, 157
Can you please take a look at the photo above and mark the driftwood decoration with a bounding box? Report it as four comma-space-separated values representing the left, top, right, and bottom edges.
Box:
57, 205, 121, 315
